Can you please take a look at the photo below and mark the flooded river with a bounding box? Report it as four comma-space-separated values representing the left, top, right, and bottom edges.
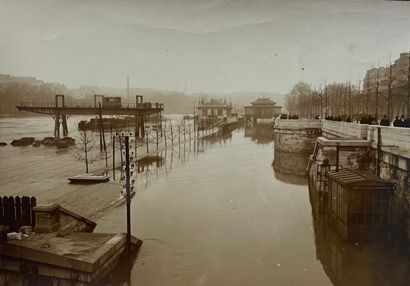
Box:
1, 117, 409, 286
96, 125, 410, 286
96, 126, 329, 286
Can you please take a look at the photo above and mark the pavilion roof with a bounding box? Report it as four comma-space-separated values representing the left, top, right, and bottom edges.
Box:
251, 98, 276, 106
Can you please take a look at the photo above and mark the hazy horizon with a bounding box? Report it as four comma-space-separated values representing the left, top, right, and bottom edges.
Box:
1, 0, 409, 94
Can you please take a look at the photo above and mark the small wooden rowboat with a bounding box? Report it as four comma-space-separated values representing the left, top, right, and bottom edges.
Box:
68, 173, 110, 184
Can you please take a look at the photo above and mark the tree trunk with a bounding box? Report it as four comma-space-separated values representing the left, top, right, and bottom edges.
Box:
85, 148, 89, 173
408, 52, 410, 117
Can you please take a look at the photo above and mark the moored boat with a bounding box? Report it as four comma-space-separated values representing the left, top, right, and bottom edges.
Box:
68, 173, 110, 183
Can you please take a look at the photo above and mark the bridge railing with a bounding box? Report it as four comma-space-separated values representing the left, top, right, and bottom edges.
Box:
17, 101, 97, 108
17, 102, 164, 109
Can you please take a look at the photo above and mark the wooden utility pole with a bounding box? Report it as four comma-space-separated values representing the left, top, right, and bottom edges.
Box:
124, 136, 131, 249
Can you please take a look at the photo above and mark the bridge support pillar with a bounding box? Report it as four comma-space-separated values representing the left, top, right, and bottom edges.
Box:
140, 115, 145, 139
54, 115, 60, 140
62, 114, 68, 137
134, 115, 140, 139
159, 109, 163, 137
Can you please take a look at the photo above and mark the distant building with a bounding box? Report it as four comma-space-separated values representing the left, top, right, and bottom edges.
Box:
244, 98, 282, 124
197, 98, 232, 120
196, 98, 233, 129
363, 52, 409, 117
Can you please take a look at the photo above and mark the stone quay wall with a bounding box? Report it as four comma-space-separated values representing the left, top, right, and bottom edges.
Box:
274, 118, 410, 238
273, 119, 321, 175
273, 119, 321, 153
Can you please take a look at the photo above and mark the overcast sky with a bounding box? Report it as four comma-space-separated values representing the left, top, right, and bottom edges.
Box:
0, 0, 409, 94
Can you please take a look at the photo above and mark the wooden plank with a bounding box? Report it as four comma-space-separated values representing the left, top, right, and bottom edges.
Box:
0, 198, 3, 226
3, 196, 16, 230
15, 196, 22, 229
30, 197, 37, 227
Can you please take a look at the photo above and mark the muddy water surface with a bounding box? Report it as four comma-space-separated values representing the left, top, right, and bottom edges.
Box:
96, 128, 332, 286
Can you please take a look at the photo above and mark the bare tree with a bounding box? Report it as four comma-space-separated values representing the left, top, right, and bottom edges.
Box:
144, 126, 154, 154
150, 125, 164, 151
380, 62, 395, 121
407, 52, 410, 117
365, 74, 370, 115
374, 69, 381, 119
74, 128, 99, 173
166, 120, 178, 146
397, 51, 410, 116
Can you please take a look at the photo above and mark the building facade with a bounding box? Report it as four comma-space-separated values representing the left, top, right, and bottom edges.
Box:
102, 97, 122, 108
245, 98, 282, 124
196, 98, 233, 129
197, 98, 232, 119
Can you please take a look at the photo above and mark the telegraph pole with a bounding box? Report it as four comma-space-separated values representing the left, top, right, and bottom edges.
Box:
125, 136, 131, 248
115, 132, 136, 250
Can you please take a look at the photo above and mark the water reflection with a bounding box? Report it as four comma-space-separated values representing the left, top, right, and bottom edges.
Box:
137, 155, 164, 173
244, 124, 307, 185
133, 132, 235, 190
273, 169, 307, 185
309, 182, 410, 286
244, 124, 273, 144
91, 249, 139, 286
272, 149, 309, 178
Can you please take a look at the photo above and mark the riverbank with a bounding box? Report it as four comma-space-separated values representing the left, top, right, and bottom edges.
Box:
0, 115, 220, 222
0, 144, 122, 221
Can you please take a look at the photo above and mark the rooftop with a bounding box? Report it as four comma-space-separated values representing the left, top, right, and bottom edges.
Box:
198, 98, 232, 107
251, 98, 276, 106
327, 169, 393, 189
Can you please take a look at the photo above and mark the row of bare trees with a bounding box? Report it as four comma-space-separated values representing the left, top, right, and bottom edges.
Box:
74, 118, 215, 173
285, 52, 410, 120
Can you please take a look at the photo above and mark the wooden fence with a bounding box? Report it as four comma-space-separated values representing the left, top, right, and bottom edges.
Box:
0, 196, 37, 231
